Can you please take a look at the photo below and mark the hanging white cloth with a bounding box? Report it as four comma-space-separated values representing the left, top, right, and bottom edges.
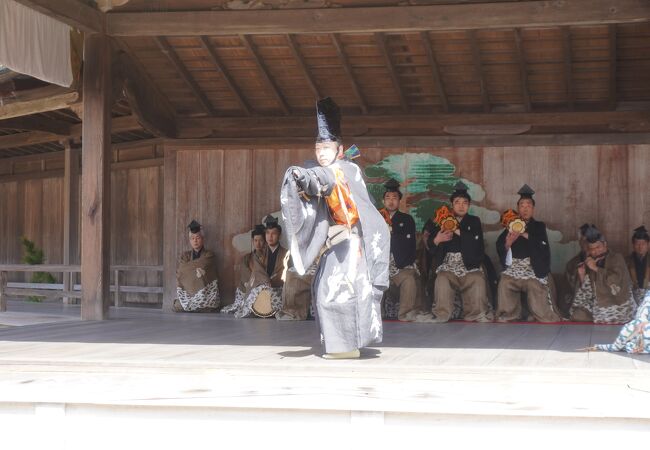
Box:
0, 0, 72, 87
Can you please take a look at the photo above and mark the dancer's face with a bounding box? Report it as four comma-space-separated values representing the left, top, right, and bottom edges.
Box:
315, 141, 342, 166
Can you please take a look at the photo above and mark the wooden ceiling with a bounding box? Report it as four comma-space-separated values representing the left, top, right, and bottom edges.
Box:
1, 0, 649, 159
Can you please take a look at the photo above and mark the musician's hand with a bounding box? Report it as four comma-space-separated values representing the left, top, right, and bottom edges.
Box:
585, 256, 599, 272
433, 230, 453, 246
504, 231, 519, 250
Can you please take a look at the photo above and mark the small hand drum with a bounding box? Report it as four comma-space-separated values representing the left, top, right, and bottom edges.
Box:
508, 218, 527, 234
252, 289, 275, 318
440, 216, 459, 232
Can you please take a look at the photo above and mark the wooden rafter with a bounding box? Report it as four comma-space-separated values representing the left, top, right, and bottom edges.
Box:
420, 32, 448, 113
155, 37, 216, 116
562, 26, 575, 110
0, 116, 72, 135
513, 28, 531, 112
609, 24, 618, 110
199, 36, 252, 116
468, 30, 490, 113
0, 90, 79, 121
375, 33, 408, 112
106, 1, 650, 36
13, 0, 104, 33
240, 35, 290, 115
286, 34, 321, 100
331, 34, 368, 114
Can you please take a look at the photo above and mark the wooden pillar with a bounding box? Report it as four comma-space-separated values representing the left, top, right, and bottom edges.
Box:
81, 33, 112, 320
0, 271, 7, 313
62, 141, 80, 305
162, 147, 177, 312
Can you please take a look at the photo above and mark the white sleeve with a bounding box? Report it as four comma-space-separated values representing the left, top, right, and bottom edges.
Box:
505, 248, 513, 267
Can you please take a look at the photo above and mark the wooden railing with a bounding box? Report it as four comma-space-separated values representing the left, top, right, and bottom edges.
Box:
0, 264, 164, 312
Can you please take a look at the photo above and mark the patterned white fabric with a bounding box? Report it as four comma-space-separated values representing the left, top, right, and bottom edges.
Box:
176, 279, 220, 311
503, 257, 548, 285
388, 253, 418, 278
220, 284, 282, 318
436, 252, 481, 278
572, 274, 637, 324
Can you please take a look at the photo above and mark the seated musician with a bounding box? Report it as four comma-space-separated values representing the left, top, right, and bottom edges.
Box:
627, 225, 650, 305
174, 220, 220, 312
569, 225, 637, 323
379, 178, 424, 321
276, 257, 317, 321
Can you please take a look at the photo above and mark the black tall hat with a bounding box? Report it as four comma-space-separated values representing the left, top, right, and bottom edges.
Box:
251, 224, 266, 238
632, 225, 650, 242
584, 224, 605, 244
188, 220, 202, 234
517, 184, 535, 200
450, 181, 471, 202
316, 97, 341, 142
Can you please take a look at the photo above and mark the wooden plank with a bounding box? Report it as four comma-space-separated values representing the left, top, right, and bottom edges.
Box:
240, 35, 290, 115
12, 0, 103, 33
0, 91, 79, 121
106, 1, 650, 36
0, 271, 6, 312
286, 34, 321, 101
598, 145, 629, 253
609, 24, 618, 110
562, 26, 575, 110
0, 264, 81, 272
331, 34, 369, 114
420, 32, 448, 113
469, 30, 490, 113
0, 116, 72, 135
199, 36, 252, 116
375, 33, 408, 112
162, 147, 177, 312
80, 33, 112, 321
155, 37, 216, 116
513, 28, 531, 112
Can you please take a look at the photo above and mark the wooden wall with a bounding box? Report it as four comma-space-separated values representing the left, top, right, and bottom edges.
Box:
1, 142, 649, 307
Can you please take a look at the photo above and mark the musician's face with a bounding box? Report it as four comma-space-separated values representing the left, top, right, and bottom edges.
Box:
633, 238, 649, 257
587, 240, 607, 259
383, 192, 400, 212
265, 228, 280, 247
517, 199, 534, 220
452, 197, 469, 217
252, 235, 266, 252
189, 233, 203, 251
315, 141, 342, 166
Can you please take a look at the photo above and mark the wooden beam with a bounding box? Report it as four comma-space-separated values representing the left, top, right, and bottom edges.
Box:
562, 26, 575, 110
155, 37, 216, 116
162, 148, 177, 313
117, 51, 178, 137
420, 32, 448, 113
199, 36, 252, 116
286, 34, 321, 101
13, 0, 104, 33
240, 35, 290, 115
163, 132, 650, 149
81, 33, 112, 321
331, 34, 368, 114
0, 115, 142, 150
106, 1, 650, 36
375, 33, 408, 112
62, 141, 80, 304
513, 28, 531, 112
609, 24, 618, 110
177, 110, 650, 136
0, 116, 72, 135
469, 30, 490, 113
0, 90, 79, 120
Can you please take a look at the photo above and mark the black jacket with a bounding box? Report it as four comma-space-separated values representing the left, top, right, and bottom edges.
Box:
496, 218, 551, 278
390, 210, 417, 269
425, 214, 485, 271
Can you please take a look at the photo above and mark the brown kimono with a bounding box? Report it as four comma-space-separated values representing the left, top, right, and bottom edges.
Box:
570, 251, 637, 323
626, 252, 650, 304
176, 249, 220, 311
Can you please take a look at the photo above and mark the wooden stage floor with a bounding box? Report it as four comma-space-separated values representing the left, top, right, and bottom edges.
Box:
0, 301, 649, 447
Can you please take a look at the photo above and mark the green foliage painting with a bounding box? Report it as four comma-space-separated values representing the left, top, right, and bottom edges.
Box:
21, 236, 56, 302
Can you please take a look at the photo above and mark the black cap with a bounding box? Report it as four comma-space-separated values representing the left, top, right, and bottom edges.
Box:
450, 181, 471, 202
188, 220, 202, 234
632, 225, 650, 242
517, 184, 535, 199
578, 223, 590, 238
584, 224, 605, 244
383, 178, 402, 199
263, 214, 282, 232
251, 224, 266, 238
316, 97, 341, 142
